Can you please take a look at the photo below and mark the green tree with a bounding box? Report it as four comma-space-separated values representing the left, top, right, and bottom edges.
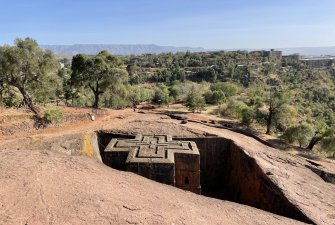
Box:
240, 107, 255, 127
71, 51, 127, 108
265, 88, 290, 134
128, 86, 153, 109
223, 100, 254, 126
57, 67, 76, 106
204, 90, 226, 105
30, 72, 62, 105
210, 82, 239, 98
320, 127, 335, 157
152, 84, 171, 105
281, 123, 315, 148
185, 86, 206, 113
0, 38, 58, 118
169, 85, 181, 102
248, 83, 265, 107
306, 119, 329, 150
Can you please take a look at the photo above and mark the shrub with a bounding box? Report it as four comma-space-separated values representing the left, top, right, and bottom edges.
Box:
152, 85, 171, 105
3, 91, 22, 108
169, 85, 181, 101
216, 103, 228, 116
240, 107, 255, 126
108, 95, 130, 109
185, 86, 206, 113
321, 128, 335, 157
204, 90, 226, 105
255, 109, 268, 125
43, 106, 64, 123
281, 123, 315, 147
223, 100, 247, 116
210, 82, 239, 97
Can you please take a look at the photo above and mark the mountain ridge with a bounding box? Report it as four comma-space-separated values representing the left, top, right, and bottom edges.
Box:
40, 44, 335, 56
41, 44, 206, 55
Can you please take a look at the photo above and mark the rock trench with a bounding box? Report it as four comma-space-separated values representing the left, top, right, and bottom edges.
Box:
96, 132, 315, 224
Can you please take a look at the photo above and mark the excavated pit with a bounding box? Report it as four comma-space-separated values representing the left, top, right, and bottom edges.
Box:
96, 132, 314, 224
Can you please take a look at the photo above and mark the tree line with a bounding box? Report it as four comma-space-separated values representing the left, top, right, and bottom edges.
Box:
0, 38, 334, 156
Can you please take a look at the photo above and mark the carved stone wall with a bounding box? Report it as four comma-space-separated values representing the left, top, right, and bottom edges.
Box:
103, 135, 201, 194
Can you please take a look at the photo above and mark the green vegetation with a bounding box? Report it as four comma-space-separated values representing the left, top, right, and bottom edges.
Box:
0, 38, 58, 118
71, 51, 128, 108
152, 84, 172, 105
1, 37, 335, 156
185, 86, 206, 113
43, 106, 65, 123
281, 123, 315, 148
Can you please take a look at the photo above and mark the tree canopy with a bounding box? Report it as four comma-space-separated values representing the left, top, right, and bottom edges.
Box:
0, 38, 58, 118
71, 51, 128, 108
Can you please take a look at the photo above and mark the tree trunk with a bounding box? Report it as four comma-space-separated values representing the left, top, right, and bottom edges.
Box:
266, 110, 272, 134
306, 136, 322, 150
266, 89, 274, 135
90, 80, 101, 109
18, 87, 42, 119
0, 88, 3, 104
93, 91, 99, 109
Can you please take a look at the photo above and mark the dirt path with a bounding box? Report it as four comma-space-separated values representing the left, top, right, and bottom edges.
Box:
0, 108, 138, 142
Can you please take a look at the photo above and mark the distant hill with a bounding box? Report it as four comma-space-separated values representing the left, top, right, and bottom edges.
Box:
41, 44, 335, 57
41, 44, 206, 55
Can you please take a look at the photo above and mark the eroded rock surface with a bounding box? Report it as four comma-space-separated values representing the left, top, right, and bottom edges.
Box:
183, 122, 335, 225
0, 149, 305, 225
0, 111, 334, 225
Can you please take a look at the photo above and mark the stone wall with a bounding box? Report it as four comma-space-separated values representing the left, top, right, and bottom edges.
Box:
176, 137, 229, 195
99, 133, 200, 194
177, 137, 313, 224
174, 153, 201, 194
222, 143, 312, 223
97, 132, 314, 224
127, 163, 175, 185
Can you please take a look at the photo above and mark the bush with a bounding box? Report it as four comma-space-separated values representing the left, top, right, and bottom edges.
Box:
185, 86, 206, 113
128, 86, 154, 106
169, 85, 181, 102
210, 82, 239, 97
240, 107, 255, 126
223, 100, 247, 116
108, 95, 130, 109
281, 123, 315, 147
321, 128, 335, 157
152, 85, 171, 105
250, 95, 263, 107
204, 90, 226, 105
3, 91, 22, 108
216, 104, 228, 116
43, 106, 64, 123
255, 109, 268, 125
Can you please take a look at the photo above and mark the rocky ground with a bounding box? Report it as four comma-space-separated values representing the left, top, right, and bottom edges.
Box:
0, 106, 334, 225
0, 148, 306, 225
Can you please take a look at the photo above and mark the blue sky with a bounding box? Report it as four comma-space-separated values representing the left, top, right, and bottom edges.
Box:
1, 0, 335, 49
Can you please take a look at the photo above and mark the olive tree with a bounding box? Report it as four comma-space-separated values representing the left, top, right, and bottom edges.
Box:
71, 51, 128, 108
0, 38, 58, 118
